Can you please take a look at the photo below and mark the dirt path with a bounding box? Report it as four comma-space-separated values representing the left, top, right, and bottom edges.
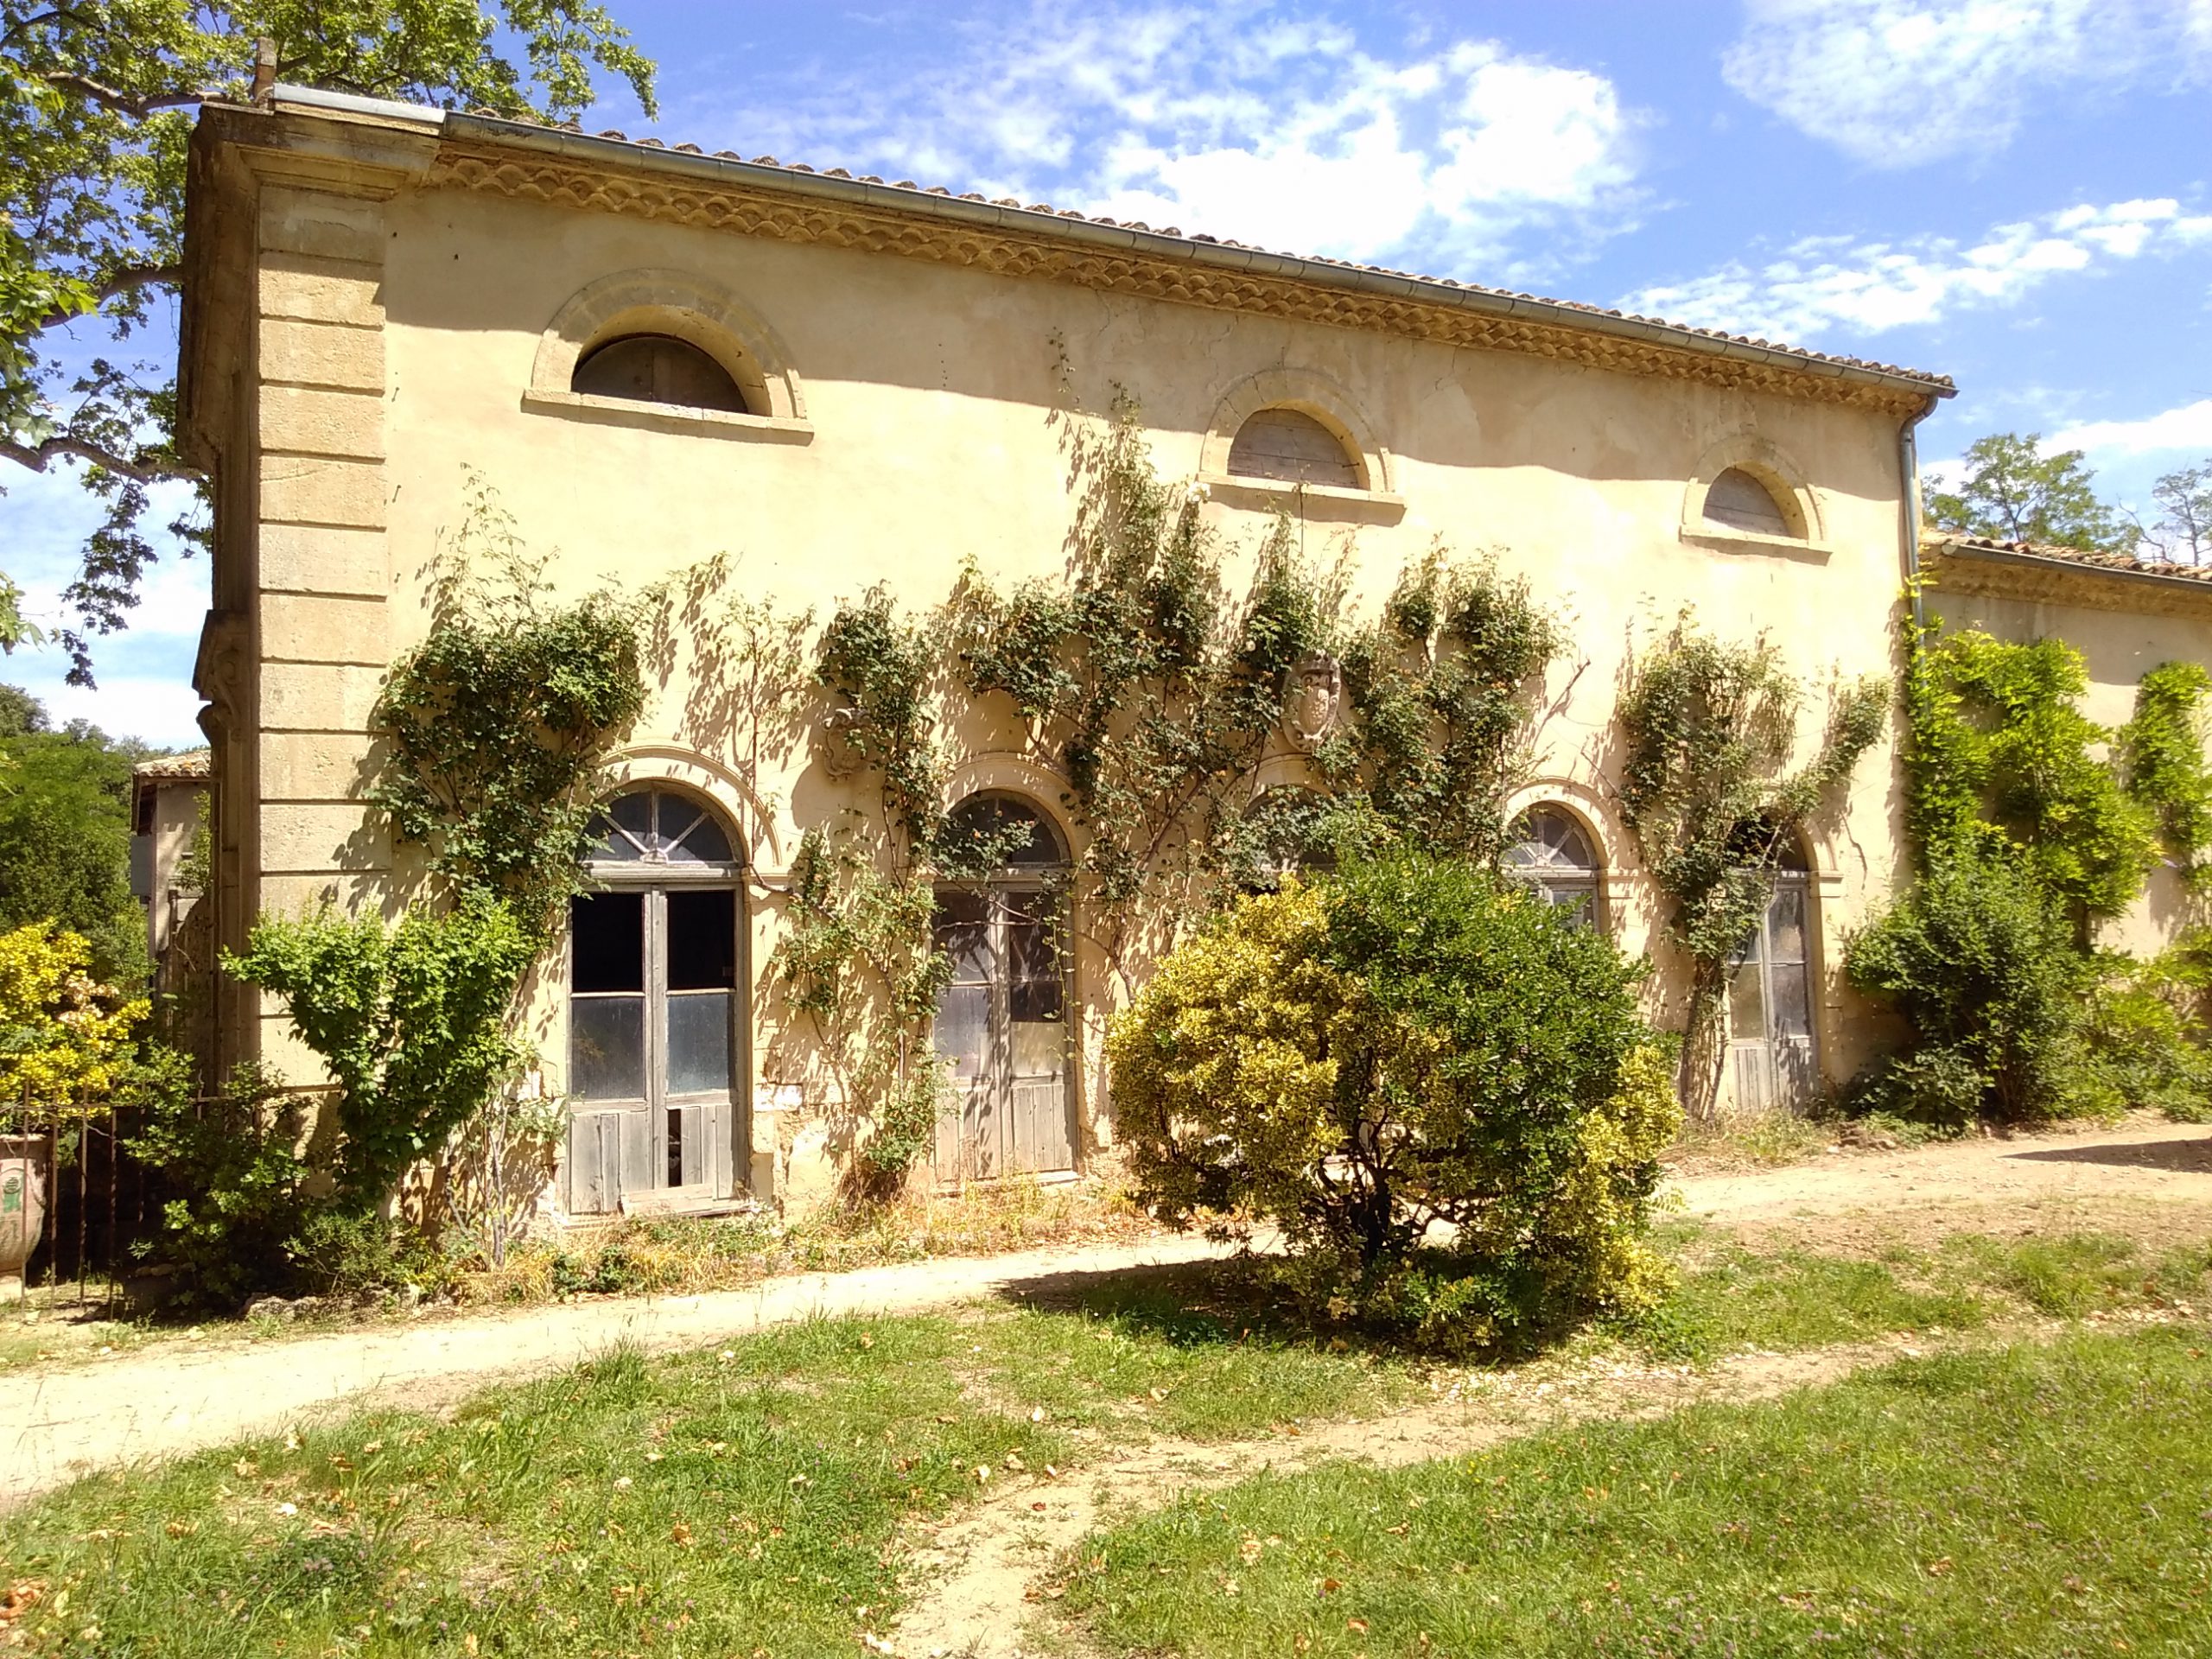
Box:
2, 1117, 2205, 1512
0, 1234, 1229, 1510
890, 1329, 1974, 1659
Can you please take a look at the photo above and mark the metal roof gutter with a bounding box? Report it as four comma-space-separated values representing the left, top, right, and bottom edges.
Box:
268, 88, 1953, 404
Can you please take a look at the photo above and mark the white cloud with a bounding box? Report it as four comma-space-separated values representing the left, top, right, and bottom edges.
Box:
1620, 197, 2212, 343
1723, 0, 2212, 168
0, 464, 207, 747
677, 3, 1644, 275
2049, 397, 2212, 458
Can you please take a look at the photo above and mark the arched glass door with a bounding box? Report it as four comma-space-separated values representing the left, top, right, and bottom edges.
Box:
565, 790, 744, 1213
931, 795, 1074, 1179
1726, 840, 1817, 1111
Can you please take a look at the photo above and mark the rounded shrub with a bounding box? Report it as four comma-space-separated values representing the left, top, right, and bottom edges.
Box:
1844, 849, 2089, 1124
1106, 849, 1679, 1351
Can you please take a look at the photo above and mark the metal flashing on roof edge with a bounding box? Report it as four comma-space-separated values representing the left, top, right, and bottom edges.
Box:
273, 83, 447, 128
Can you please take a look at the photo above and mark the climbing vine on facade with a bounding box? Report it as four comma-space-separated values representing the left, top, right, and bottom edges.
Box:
227, 482, 652, 1237
2119, 660, 2212, 892
1614, 622, 1885, 1114
1904, 626, 2157, 926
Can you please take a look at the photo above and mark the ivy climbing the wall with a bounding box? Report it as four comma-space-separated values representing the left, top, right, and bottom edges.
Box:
1614, 622, 1886, 1116
1904, 626, 2157, 929
1849, 622, 2212, 1128
222, 482, 651, 1286
2119, 660, 2212, 890
795, 379, 1569, 1184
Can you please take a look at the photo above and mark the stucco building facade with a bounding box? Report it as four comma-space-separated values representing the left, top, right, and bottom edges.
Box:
167, 87, 2204, 1217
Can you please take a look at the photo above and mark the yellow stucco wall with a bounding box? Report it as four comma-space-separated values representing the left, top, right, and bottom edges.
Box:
186, 96, 2062, 1211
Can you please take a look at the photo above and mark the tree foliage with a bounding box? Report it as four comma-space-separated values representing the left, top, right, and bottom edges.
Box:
0, 918, 145, 1116
0, 1, 656, 677
1108, 852, 1677, 1351
224, 893, 534, 1209
0, 685, 152, 982
1925, 432, 2133, 554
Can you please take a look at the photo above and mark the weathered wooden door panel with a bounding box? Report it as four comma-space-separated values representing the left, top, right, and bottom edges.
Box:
1726, 874, 1817, 1114
930, 803, 1076, 1185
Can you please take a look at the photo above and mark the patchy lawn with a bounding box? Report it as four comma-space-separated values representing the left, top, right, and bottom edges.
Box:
1061, 1325, 2212, 1657
0, 1291, 1424, 1656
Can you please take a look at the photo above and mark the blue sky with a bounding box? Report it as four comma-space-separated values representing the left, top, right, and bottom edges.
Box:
5, 0, 2209, 747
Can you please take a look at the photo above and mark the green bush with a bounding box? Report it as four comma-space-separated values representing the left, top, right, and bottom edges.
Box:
1107, 851, 1679, 1351
225, 893, 537, 1211
1845, 849, 2090, 1123
2074, 958, 2212, 1122
127, 1063, 309, 1310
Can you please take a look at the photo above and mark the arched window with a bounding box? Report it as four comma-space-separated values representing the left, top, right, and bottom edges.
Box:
1504, 805, 1601, 927
571, 334, 751, 415
1703, 467, 1796, 537
1227, 408, 1361, 489
1727, 834, 1817, 1111
932, 794, 1074, 1180
566, 788, 743, 1214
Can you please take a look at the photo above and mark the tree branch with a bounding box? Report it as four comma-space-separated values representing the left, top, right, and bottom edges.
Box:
39, 71, 202, 120
0, 433, 194, 482
36, 263, 181, 330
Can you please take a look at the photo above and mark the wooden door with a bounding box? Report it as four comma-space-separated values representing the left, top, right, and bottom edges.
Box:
1726, 874, 1816, 1111
565, 885, 738, 1213
931, 883, 1072, 1180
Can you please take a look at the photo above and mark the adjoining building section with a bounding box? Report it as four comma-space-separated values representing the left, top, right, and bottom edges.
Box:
165, 86, 2206, 1219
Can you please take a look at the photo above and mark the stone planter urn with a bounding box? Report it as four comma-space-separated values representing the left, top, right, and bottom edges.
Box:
0, 1134, 49, 1301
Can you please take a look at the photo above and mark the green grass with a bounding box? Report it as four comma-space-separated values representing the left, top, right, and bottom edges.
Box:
1625, 1227, 1993, 1363
1062, 1324, 2212, 1657
0, 1283, 1423, 1657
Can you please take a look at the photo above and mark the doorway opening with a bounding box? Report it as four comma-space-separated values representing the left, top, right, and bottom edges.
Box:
931, 794, 1075, 1179
565, 788, 745, 1213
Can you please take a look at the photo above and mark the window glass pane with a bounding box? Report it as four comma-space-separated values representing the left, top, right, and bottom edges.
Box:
933, 983, 990, 1078
667, 889, 737, 990
664, 991, 732, 1096
1768, 885, 1807, 963
572, 996, 645, 1100
933, 889, 992, 982
1006, 906, 1065, 1023
671, 810, 733, 864
1769, 965, 1813, 1039
571, 892, 644, 993
1729, 955, 1765, 1035
944, 796, 1065, 868
1548, 885, 1596, 930
1012, 1020, 1065, 1076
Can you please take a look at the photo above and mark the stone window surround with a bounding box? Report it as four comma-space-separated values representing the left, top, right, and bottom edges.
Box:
524, 267, 814, 443
1681, 434, 1831, 560
1197, 367, 1404, 522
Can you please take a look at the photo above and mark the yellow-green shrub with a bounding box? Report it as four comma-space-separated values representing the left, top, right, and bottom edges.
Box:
1108, 852, 1680, 1350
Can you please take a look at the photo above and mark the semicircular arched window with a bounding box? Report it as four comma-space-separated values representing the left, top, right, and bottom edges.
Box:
571, 334, 751, 415
1504, 805, 1601, 927
1702, 467, 1796, 537
588, 788, 737, 868
1227, 407, 1361, 489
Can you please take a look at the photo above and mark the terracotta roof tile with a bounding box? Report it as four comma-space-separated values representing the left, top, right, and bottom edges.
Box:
134, 748, 212, 780
1926, 532, 2212, 584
